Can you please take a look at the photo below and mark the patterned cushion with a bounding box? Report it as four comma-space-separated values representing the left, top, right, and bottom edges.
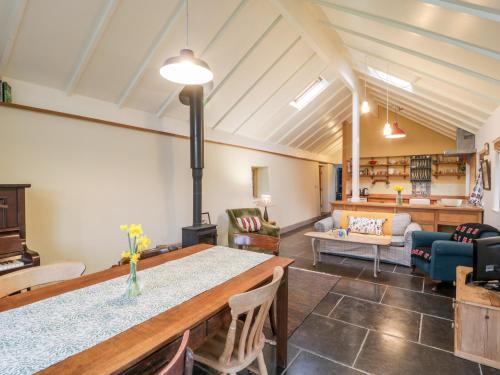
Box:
236, 216, 262, 232
411, 246, 432, 262
347, 216, 386, 236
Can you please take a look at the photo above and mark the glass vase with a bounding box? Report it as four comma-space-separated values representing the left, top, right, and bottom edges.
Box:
126, 262, 141, 297
396, 191, 403, 206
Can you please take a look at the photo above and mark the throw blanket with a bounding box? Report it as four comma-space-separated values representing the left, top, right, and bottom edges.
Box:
412, 223, 499, 263
451, 223, 499, 243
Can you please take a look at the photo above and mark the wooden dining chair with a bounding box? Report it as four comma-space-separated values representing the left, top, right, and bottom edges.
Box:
233, 233, 280, 337
0, 262, 86, 298
194, 266, 284, 375
233, 233, 280, 256
157, 330, 193, 375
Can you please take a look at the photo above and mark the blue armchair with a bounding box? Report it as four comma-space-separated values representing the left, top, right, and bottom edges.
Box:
411, 230, 499, 282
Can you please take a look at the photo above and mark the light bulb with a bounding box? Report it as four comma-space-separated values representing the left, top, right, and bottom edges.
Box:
361, 100, 370, 114
383, 122, 392, 136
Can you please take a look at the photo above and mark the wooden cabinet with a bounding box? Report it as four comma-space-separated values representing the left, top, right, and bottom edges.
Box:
454, 267, 500, 369
331, 201, 483, 232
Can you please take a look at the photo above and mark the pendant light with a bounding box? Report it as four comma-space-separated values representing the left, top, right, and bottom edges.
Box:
386, 107, 407, 139
361, 57, 370, 114
361, 81, 370, 113
383, 78, 391, 136
160, 0, 213, 85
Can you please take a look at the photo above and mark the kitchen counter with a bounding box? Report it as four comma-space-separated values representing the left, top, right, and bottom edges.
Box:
331, 201, 483, 231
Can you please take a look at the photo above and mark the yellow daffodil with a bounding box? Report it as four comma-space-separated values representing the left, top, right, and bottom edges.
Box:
137, 236, 151, 252
129, 224, 143, 238
120, 224, 129, 231
393, 185, 404, 193
121, 251, 131, 259
130, 253, 140, 264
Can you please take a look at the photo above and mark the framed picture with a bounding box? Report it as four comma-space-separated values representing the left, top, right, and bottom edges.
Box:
481, 160, 491, 191
201, 212, 211, 225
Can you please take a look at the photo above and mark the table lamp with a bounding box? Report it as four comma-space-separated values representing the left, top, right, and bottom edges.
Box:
260, 194, 272, 222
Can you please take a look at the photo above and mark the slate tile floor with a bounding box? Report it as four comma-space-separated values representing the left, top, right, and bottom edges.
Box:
194, 225, 500, 375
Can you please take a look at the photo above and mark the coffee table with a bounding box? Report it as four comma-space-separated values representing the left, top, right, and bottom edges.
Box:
304, 231, 392, 277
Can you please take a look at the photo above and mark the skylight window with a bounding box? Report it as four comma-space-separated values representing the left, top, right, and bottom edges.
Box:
367, 67, 413, 92
290, 77, 329, 110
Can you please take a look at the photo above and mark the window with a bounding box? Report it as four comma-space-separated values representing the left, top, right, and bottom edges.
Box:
290, 77, 329, 110
367, 66, 413, 92
251, 167, 269, 198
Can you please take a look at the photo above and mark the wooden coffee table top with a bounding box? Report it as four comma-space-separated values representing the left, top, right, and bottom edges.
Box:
305, 231, 392, 246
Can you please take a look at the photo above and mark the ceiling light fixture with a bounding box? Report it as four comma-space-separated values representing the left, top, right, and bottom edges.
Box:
386, 106, 407, 139
160, 0, 213, 85
383, 72, 391, 137
361, 56, 370, 114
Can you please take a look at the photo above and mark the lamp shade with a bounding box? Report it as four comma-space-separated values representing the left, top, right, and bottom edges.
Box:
385, 121, 407, 139
361, 100, 370, 114
383, 122, 392, 136
160, 49, 213, 85
260, 194, 272, 206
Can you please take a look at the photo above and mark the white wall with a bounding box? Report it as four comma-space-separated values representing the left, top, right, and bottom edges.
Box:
0, 106, 321, 273
476, 106, 500, 228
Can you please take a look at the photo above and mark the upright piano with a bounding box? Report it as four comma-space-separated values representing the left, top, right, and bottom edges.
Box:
0, 184, 40, 275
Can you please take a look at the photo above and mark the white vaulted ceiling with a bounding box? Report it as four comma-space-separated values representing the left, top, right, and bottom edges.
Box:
0, 0, 499, 159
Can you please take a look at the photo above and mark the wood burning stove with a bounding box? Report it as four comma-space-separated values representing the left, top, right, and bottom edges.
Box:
180, 85, 217, 248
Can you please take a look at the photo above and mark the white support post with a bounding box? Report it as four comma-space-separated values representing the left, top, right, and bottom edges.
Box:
351, 92, 360, 202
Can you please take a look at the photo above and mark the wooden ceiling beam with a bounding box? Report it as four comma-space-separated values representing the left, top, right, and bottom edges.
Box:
117, 0, 185, 108
366, 83, 480, 133
65, 0, 119, 94
301, 105, 351, 150
288, 88, 351, 147
315, 0, 499, 59
269, 0, 359, 92
0, 0, 28, 76
420, 0, 500, 22
326, 22, 500, 86
267, 79, 345, 142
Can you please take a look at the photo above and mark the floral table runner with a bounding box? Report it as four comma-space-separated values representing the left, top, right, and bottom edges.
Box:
0, 246, 272, 374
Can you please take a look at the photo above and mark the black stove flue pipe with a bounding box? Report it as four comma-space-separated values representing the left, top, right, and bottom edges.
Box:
179, 85, 204, 227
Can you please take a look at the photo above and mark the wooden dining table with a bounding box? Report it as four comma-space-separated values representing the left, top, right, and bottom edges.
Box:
0, 244, 294, 374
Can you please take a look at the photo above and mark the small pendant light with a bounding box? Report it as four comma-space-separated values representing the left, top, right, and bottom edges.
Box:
383, 79, 391, 136
386, 107, 407, 139
160, 0, 213, 85
361, 57, 370, 114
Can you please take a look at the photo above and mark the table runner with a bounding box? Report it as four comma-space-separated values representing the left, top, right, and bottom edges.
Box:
0, 246, 273, 374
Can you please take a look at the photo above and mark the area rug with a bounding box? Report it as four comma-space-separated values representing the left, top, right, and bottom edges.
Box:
286, 267, 339, 337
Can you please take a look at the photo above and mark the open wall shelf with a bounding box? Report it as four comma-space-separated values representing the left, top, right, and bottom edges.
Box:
348, 154, 466, 184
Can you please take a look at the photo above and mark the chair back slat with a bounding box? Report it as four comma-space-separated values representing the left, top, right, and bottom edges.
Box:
237, 307, 254, 362
0, 262, 86, 298
220, 266, 283, 365
233, 233, 279, 255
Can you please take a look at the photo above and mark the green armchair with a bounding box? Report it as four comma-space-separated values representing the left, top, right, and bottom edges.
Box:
226, 208, 280, 249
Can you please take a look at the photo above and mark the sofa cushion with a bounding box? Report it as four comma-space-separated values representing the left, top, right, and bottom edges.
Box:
347, 216, 386, 236
392, 213, 411, 236
332, 210, 342, 228
391, 235, 405, 247
236, 216, 262, 232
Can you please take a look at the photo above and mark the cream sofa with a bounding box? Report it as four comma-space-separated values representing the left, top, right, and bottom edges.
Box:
313, 210, 421, 266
